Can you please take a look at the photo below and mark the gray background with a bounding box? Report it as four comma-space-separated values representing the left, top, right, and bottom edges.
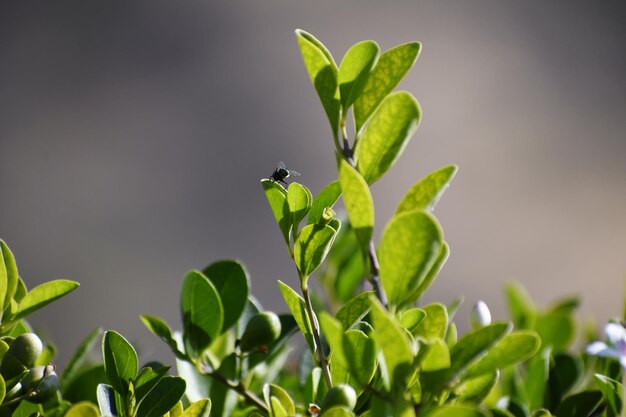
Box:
1, 1, 625, 366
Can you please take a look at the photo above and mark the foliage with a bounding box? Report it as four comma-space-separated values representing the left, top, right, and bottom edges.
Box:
0, 29, 624, 417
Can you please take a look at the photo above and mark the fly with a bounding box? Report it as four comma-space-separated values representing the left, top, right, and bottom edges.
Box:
269, 161, 300, 187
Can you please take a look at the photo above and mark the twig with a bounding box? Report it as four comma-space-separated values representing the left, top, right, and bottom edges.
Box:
301, 283, 334, 389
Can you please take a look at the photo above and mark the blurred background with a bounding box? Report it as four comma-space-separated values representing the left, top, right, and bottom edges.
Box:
1, 1, 625, 366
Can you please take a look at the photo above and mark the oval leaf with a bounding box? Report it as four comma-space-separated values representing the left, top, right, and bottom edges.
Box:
338, 159, 374, 252
338, 40, 380, 110
181, 270, 224, 358
0, 240, 19, 319
335, 291, 374, 329
288, 182, 313, 230
307, 181, 342, 225
65, 402, 100, 417
14, 279, 79, 321
355, 91, 421, 184
136, 376, 186, 417
379, 210, 443, 306
277, 280, 314, 351
202, 260, 250, 332
102, 330, 138, 395
261, 179, 291, 248
294, 224, 337, 278
396, 165, 458, 214
354, 42, 421, 131
182, 399, 212, 417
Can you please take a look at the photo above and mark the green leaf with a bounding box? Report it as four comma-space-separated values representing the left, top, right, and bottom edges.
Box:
379, 210, 443, 306
102, 330, 138, 395
263, 384, 296, 417
262, 179, 291, 248
295, 29, 340, 136
546, 353, 584, 409
182, 399, 212, 417
422, 405, 488, 417
181, 270, 224, 358
553, 391, 604, 417
534, 312, 576, 353
338, 159, 374, 252
464, 331, 541, 378
0, 374, 4, 405
319, 407, 355, 417
335, 291, 373, 329
63, 365, 106, 404
202, 260, 250, 332
530, 410, 553, 417
96, 383, 118, 417
136, 376, 186, 417
420, 338, 451, 372
407, 242, 450, 304
396, 165, 458, 214
65, 402, 100, 417
354, 91, 421, 184
454, 371, 499, 403
354, 42, 421, 131
60, 327, 103, 393
594, 374, 622, 417
277, 280, 314, 351
134, 365, 170, 403
141, 315, 185, 359
413, 303, 448, 341
399, 308, 426, 332
370, 297, 413, 388
525, 348, 551, 411
0, 240, 20, 319
13, 279, 79, 321
338, 40, 379, 110
307, 181, 342, 225
342, 329, 376, 387
288, 182, 313, 232
505, 281, 536, 329
294, 224, 337, 278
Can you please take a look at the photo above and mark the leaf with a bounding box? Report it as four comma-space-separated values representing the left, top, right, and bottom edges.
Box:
102, 330, 138, 395
63, 365, 107, 404
546, 353, 584, 410
288, 182, 313, 231
594, 374, 622, 417
505, 281, 536, 329
141, 315, 185, 359
413, 303, 448, 341
354, 91, 421, 184
420, 338, 451, 372
61, 327, 103, 393
338, 159, 374, 252
525, 348, 551, 411
202, 260, 250, 332
422, 405, 488, 417
319, 407, 355, 417
295, 29, 340, 136
277, 280, 314, 351
182, 399, 212, 417
342, 329, 376, 387
399, 308, 426, 332
335, 291, 373, 329
263, 384, 296, 417
65, 402, 100, 417
407, 242, 450, 304
454, 371, 499, 403
181, 270, 224, 358
354, 42, 421, 131
13, 279, 79, 320
553, 391, 604, 417
534, 312, 576, 353
464, 331, 541, 378
396, 165, 458, 214
136, 376, 186, 417
370, 296, 413, 388
338, 40, 379, 110
379, 210, 443, 306
134, 365, 170, 403
261, 179, 291, 248
307, 181, 342, 225
0, 374, 4, 405
96, 383, 118, 417
294, 224, 337, 278
0, 240, 20, 319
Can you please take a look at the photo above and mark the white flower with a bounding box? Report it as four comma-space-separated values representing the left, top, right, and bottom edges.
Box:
586, 322, 626, 368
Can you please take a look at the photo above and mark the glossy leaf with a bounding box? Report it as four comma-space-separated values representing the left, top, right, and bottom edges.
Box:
61, 327, 103, 393
342, 329, 376, 387
379, 210, 443, 306
454, 371, 499, 403
65, 402, 100, 417
96, 383, 118, 417
102, 330, 138, 395
525, 348, 551, 411
141, 315, 185, 359
355, 91, 421, 184
413, 303, 448, 341
0, 240, 19, 318
534, 311, 575, 352
13, 279, 79, 320
320, 407, 355, 417
399, 308, 426, 332
546, 353, 584, 409
335, 291, 373, 329
308, 181, 342, 225
288, 182, 313, 231
294, 224, 337, 278
421, 338, 451, 372
407, 242, 450, 304
181, 270, 224, 358
0, 374, 4, 405
594, 374, 621, 417
396, 165, 458, 214
182, 399, 212, 417
422, 405, 488, 417
295, 29, 340, 136
354, 42, 421, 131
134, 365, 170, 403
553, 391, 603, 417
338, 159, 374, 252
202, 260, 250, 332
505, 281, 536, 329
370, 297, 413, 388
261, 179, 291, 248
263, 384, 296, 417
338, 40, 379, 110
464, 331, 541, 378
277, 280, 314, 351
136, 376, 186, 417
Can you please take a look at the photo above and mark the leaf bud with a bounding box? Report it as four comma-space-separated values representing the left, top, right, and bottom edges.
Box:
470, 300, 492, 329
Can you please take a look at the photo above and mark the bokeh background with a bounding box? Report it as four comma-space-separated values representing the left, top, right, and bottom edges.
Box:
1, 1, 625, 366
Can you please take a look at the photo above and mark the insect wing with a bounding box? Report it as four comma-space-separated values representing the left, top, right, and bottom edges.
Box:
287, 169, 300, 177
277, 161, 287, 169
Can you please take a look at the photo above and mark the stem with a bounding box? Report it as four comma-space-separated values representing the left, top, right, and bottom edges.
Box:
621, 371, 626, 417
339, 122, 389, 309
197, 362, 269, 413
302, 281, 333, 389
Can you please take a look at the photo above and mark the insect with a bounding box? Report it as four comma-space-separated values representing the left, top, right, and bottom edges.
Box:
269, 161, 300, 187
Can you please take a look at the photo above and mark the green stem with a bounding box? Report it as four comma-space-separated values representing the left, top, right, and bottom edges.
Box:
301, 281, 333, 389
621, 371, 626, 417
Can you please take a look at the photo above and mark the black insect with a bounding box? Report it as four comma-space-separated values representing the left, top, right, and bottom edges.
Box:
269, 161, 300, 187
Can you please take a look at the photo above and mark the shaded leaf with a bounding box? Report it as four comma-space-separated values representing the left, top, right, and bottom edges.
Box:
335, 291, 373, 329
294, 224, 337, 278
102, 330, 138, 395
182, 399, 212, 417
136, 376, 186, 417
61, 327, 103, 393
65, 402, 100, 417
407, 242, 450, 304
338, 159, 374, 252
308, 181, 342, 225
202, 260, 250, 332
413, 303, 448, 341
261, 179, 291, 248
277, 280, 314, 351
288, 182, 313, 231
141, 315, 185, 359
338, 40, 379, 110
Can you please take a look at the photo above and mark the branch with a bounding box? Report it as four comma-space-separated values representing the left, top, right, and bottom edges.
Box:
302, 283, 334, 389
197, 363, 269, 413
